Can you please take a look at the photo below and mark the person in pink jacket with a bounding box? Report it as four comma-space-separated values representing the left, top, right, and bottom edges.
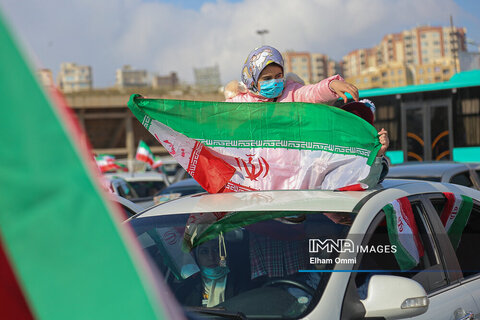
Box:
225, 45, 359, 105
225, 45, 390, 183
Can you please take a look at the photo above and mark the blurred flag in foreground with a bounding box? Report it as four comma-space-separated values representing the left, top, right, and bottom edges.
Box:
128, 94, 382, 193
0, 11, 181, 320
136, 139, 154, 165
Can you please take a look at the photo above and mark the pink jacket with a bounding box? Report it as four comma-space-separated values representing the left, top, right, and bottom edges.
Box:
225, 74, 343, 104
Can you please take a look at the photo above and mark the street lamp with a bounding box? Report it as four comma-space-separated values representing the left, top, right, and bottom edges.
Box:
256, 29, 269, 45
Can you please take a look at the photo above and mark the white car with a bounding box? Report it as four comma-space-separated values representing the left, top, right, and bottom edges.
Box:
126, 179, 480, 319
105, 172, 170, 208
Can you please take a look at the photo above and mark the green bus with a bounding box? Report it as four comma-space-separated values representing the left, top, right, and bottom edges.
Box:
345, 69, 480, 164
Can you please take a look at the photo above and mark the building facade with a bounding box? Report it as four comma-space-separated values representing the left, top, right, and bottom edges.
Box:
37, 68, 54, 87
283, 51, 341, 84
152, 72, 179, 89
115, 65, 148, 89
57, 62, 93, 93
343, 25, 467, 89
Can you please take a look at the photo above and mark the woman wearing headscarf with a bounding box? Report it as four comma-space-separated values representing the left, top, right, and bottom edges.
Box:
224, 45, 390, 183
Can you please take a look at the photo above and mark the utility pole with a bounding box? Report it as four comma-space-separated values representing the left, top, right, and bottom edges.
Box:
256, 29, 269, 45
450, 15, 459, 74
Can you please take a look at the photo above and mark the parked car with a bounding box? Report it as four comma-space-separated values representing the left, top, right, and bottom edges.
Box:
387, 161, 480, 190
105, 172, 170, 208
153, 178, 206, 204
126, 179, 480, 319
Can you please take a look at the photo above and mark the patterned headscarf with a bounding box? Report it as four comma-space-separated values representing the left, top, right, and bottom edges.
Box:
241, 46, 284, 92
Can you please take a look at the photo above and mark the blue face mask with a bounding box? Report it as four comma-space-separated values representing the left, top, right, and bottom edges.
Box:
258, 78, 285, 99
200, 266, 230, 280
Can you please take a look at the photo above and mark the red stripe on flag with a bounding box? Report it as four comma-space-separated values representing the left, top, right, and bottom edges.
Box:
398, 197, 424, 257
440, 192, 456, 226
0, 236, 35, 320
336, 184, 365, 191
136, 153, 153, 165
187, 141, 236, 193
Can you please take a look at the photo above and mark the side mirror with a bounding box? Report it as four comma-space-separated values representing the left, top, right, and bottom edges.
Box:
361, 275, 429, 319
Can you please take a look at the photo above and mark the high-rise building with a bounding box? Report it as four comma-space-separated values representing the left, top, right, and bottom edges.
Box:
283, 51, 340, 84
57, 63, 93, 93
343, 25, 467, 89
115, 65, 148, 88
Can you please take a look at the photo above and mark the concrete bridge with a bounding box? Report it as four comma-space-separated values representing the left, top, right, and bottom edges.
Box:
65, 90, 223, 160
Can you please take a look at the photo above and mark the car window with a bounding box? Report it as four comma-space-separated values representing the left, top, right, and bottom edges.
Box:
129, 181, 167, 197
115, 181, 139, 199
430, 195, 480, 279
355, 197, 447, 297
450, 172, 473, 188
129, 211, 356, 319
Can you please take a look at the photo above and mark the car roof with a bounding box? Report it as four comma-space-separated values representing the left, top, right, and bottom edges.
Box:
387, 161, 471, 178
136, 179, 428, 218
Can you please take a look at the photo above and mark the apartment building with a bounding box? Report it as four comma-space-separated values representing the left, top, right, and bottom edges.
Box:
283, 51, 340, 84
343, 25, 467, 89
152, 72, 179, 89
115, 65, 148, 88
37, 68, 54, 87
57, 63, 93, 93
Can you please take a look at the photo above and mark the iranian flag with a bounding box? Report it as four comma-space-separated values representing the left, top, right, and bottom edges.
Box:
136, 140, 154, 165
152, 156, 163, 169
127, 94, 382, 193
95, 154, 127, 173
0, 11, 182, 320
384, 197, 424, 270
440, 192, 473, 249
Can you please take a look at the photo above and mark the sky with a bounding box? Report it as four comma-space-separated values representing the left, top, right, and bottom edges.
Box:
1, 0, 479, 88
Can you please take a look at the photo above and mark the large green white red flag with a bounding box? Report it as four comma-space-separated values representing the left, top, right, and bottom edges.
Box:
440, 192, 473, 249
136, 139, 154, 165
0, 11, 181, 320
128, 94, 382, 193
383, 197, 424, 270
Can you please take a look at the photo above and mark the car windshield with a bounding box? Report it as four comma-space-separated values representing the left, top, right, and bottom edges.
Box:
128, 210, 356, 319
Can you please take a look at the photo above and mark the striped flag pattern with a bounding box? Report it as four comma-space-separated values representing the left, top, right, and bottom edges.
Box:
384, 197, 424, 270
440, 192, 473, 250
135, 140, 154, 165
127, 94, 382, 193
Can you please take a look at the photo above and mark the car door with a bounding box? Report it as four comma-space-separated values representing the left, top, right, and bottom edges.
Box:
426, 193, 480, 319
348, 195, 478, 320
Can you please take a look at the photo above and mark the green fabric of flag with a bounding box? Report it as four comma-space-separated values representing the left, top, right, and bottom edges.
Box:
0, 12, 170, 320
128, 95, 382, 193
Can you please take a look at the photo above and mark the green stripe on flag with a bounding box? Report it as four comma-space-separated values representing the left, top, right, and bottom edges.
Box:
448, 195, 473, 250
0, 12, 167, 320
128, 94, 382, 165
384, 204, 418, 270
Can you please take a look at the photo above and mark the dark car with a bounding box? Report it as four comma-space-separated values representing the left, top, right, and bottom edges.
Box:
387, 161, 480, 190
